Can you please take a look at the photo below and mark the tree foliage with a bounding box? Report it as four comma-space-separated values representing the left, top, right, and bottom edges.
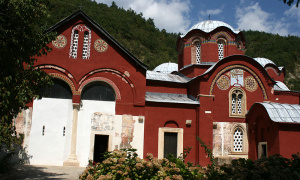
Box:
283, 0, 300, 7
0, 0, 55, 148
243, 30, 300, 91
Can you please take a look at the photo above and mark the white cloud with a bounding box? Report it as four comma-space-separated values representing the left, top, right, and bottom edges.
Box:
96, 0, 191, 33
235, 2, 289, 36
200, 7, 223, 17
284, 5, 300, 23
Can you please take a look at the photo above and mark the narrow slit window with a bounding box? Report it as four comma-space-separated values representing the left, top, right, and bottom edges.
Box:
42, 125, 45, 136
63, 126, 66, 136
196, 42, 201, 64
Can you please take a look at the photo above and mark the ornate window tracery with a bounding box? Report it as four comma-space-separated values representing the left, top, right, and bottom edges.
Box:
233, 128, 243, 152
69, 24, 91, 59
229, 88, 246, 117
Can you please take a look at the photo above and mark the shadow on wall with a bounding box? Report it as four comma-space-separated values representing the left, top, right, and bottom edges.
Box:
0, 143, 31, 173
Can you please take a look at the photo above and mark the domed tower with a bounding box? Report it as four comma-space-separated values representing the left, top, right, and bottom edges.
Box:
177, 20, 246, 76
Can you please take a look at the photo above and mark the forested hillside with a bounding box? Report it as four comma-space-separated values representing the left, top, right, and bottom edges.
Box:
45, 0, 300, 91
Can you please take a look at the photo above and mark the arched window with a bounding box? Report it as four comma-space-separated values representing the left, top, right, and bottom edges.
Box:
81, 82, 115, 101
71, 30, 79, 59
195, 42, 201, 64
229, 88, 246, 117
42, 79, 72, 99
217, 39, 226, 60
233, 128, 243, 152
69, 24, 91, 59
82, 31, 89, 59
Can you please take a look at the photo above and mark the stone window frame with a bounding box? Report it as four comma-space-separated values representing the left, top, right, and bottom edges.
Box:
217, 37, 227, 61
229, 87, 247, 118
191, 39, 202, 64
230, 123, 248, 155
158, 127, 183, 159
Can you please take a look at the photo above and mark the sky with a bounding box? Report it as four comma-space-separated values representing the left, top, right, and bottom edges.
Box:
95, 0, 300, 37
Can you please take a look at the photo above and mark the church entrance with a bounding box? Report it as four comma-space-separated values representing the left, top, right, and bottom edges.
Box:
93, 135, 109, 163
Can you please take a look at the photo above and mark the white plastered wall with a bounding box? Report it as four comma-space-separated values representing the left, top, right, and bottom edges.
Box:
27, 98, 73, 166
77, 100, 144, 167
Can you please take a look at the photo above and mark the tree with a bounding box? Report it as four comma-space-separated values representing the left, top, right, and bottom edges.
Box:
283, 0, 300, 7
0, 0, 55, 148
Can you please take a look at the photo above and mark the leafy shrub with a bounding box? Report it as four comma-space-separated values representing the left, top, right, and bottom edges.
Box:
219, 154, 300, 180
79, 148, 205, 180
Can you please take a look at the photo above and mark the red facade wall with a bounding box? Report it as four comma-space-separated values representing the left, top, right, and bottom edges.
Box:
36, 15, 147, 116
144, 103, 198, 164
279, 124, 300, 157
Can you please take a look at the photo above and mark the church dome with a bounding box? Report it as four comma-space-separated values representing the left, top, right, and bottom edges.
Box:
187, 20, 240, 34
253, 57, 276, 67
153, 62, 178, 73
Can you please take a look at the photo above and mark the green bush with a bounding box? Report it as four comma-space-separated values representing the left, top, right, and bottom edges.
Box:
79, 149, 205, 180
219, 154, 300, 180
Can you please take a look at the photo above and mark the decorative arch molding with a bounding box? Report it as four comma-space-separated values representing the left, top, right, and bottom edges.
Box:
164, 120, 179, 128
209, 65, 268, 99
211, 31, 233, 41
49, 73, 76, 95
78, 77, 121, 100
35, 64, 75, 79
79, 68, 137, 101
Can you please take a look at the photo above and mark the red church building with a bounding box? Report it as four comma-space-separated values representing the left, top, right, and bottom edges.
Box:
15, 10, 300, 167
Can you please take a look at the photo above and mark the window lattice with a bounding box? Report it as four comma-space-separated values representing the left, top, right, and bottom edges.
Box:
196, 43, 201, 64
231, 94, 236, 114
237, 95, 242, 114
71, 31, 79, 58
233, 129, 243, 152
231, 90, 243, 115
218, 41, 224, 60
82, 32, 89, 59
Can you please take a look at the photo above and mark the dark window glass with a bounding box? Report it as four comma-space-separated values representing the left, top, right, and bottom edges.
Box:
42, 79, 72, 99
164, 132, 177, 158
81, 83, 115, 101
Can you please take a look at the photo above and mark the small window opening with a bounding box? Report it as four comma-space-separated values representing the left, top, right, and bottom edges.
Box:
196, 42, 201, 64
63, 126, 66, 136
